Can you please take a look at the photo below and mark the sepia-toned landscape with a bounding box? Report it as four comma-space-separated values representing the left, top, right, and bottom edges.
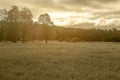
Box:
0, 0, 120, 80
0, 42, 120, 80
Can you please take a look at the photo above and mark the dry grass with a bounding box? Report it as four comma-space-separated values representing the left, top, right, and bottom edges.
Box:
0, 41, 120, 80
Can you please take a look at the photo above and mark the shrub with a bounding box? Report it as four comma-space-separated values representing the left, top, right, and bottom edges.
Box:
58, 38, 64, 41
64, 38, 71, 42
71, 38, 80, 42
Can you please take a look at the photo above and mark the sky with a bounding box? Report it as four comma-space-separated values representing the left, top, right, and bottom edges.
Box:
0, 0, 120, 28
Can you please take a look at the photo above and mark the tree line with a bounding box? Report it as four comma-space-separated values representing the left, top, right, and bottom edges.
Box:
55, 27, 120, 42
0, 6, 120, 43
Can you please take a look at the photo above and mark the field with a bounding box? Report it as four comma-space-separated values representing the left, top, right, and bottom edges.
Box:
0, 42, 120, 80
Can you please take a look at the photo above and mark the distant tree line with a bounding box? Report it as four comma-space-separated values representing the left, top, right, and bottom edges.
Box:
0, 6, 120, 43
55, 27, 120, 42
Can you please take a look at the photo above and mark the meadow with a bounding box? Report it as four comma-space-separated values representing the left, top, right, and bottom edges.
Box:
0, 41, 120, 80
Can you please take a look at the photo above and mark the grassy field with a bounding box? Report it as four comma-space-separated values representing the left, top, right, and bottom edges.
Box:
0, 42, 120, 80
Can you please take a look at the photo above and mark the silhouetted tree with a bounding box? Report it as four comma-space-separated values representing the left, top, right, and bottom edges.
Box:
0, 9, 7, 42
7, 6, 19, 42
20, 7, 33, 43
38, 13, 54, 44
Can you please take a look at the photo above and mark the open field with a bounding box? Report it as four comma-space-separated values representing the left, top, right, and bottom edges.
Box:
0, 42, 120, 80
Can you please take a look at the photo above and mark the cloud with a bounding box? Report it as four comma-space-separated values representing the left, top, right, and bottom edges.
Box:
0, 0, 120, 28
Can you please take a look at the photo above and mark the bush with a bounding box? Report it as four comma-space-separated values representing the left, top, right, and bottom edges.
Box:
71, 38, 80, 42
64, 38, 71, 42
58, 38, 64, 41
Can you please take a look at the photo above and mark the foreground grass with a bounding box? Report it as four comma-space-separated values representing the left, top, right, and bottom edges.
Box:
0, 42, 120, 80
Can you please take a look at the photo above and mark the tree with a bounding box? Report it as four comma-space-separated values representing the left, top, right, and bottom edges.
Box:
7, 6, 19, 42
38, 13, 54, 44
19, 7, 33, 43
0, 9, 7, 42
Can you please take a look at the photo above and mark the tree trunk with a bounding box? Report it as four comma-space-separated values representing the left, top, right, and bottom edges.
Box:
22, 22, 26, 43
44, 25, 48, 44
0, 28, 3, 42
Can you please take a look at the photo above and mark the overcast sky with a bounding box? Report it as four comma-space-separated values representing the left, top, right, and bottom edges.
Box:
0, 0, 120, 28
